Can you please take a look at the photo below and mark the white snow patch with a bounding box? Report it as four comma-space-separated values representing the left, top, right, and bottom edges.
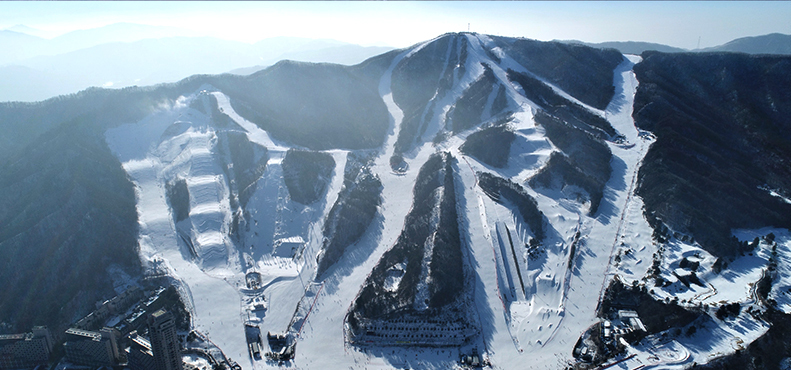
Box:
383, 262, 408, 293
760, 185, 791, 204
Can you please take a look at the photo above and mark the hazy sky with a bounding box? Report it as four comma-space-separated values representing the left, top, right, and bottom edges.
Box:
1, 1, 789, 49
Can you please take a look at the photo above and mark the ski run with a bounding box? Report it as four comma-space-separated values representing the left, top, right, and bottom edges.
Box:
104, 34, 787, 369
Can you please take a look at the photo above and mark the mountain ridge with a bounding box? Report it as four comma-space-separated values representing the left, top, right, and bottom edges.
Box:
0, 23, 394, 102
560, 33, 791, 55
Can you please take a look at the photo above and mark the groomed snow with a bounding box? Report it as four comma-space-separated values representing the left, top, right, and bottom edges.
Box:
103, 36, 787, 370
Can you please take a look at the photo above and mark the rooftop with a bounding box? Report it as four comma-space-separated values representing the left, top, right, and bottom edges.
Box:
65, 328, 103, 341
131, 335, 152, 351
151, 308, 167, 318
617, 310, 639, 319
0, 333, 29, 341
276, 236, 305, 244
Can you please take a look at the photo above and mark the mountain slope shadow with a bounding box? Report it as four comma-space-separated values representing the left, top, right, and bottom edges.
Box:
318, 213, 385, 296
595, 155, 628, 225
633, 51, 791, 258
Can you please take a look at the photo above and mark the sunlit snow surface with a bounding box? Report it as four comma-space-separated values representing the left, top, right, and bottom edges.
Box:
105, 88, 347, 369
103, 35, 788, 369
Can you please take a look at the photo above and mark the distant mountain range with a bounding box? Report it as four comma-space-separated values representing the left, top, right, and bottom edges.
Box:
0, 23, 394, 102
0, 22, 200, 64
562, 32, 791, 55
2, 23, 789, 104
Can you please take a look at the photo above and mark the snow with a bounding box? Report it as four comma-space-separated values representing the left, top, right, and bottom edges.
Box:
287, 44, 474, 369
638, 228, 791, 315
734, 228, 791, 313
106, 34, 636, 369
760, 185, 791, 205
474, 33, 608, 120
183, 353, 213, 370
446, 52, 654, 369
502, 113, 554, 181
383, 262, 408, 293
411, 35, 488, 147
611, 308, 769, 369
116, 156, 249, 365
100, 35, 786, 370
107, 264, 139, 294
597, 230, 789, 368
105, 87, 344, 369
211, 92, 288, 152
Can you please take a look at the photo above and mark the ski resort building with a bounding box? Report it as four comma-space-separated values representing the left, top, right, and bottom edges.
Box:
0, 327, 53, 369
265, 332, 295, 362
148, 309, 183, 370
126, 332, 157, 370
617, 310, 647, 333
74, 286, 144, 331
348, 317, 478, 347
273, 236, 305, 257
63, 327, 121, 367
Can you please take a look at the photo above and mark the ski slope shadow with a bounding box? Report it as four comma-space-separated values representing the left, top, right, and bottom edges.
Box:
595, 155, 628, 225
317, 212, 386, 295
174, 226, 200, 264
679, 314, 764, 354
571, 236, 599, 278
461, 132, 540, 182
453, 165, 497, 348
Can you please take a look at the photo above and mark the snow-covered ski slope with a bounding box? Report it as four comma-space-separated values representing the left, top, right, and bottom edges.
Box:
104, 33, 787, 369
